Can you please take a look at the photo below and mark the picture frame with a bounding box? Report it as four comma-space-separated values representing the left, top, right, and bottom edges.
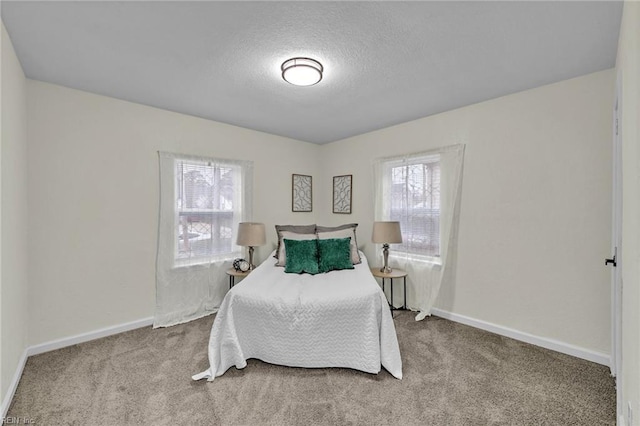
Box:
332, 174, 352, 214
292, 174, 313, 212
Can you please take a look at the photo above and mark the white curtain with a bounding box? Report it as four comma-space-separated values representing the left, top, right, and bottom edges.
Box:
374, 144, 464, 321
155, 151, 253, 328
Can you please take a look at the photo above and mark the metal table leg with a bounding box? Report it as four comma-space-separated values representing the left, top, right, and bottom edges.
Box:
390, 278, 394, 308
403, 276, 407, 310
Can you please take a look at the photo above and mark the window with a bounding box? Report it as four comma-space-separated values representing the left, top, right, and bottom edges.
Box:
174, 157, 249, 264
373, 145, 464, 316
155, 152, 253, 326
380, 153, 441, 258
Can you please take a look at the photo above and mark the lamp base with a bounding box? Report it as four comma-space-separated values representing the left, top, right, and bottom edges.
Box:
248, 246, 256, 270
380, 243, 392, 273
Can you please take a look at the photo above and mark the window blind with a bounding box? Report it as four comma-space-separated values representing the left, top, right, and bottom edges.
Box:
384, 154, 441, 258
175, 159, 239, 261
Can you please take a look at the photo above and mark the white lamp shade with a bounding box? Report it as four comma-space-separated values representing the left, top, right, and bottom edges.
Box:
236, 222, 266, 246
372, 221, 402, 244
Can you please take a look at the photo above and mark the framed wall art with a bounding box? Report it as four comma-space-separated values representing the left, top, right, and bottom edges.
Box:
332, 174, 352, 214
292, 174, 312, 212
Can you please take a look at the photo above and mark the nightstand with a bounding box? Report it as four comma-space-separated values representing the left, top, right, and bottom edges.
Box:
370, 267, 408, 310
226, 268, 250, 289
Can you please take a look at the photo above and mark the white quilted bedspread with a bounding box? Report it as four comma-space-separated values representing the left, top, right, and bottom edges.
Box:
192, 252, 403, 381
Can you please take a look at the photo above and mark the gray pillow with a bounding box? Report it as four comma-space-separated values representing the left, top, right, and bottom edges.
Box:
316, 223, 359, 233
274, 224, 316, 259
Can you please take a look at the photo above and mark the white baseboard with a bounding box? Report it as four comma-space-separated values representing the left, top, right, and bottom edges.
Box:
431, 308, 610, 366
1, 316, 154, 418
1, 349, 28, 419
27, 317, 154, 356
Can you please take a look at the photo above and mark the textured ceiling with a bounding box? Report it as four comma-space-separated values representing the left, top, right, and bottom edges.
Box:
2, 1, 623, 144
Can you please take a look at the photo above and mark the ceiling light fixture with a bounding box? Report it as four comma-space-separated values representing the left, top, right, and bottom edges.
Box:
281, 57, 323, 86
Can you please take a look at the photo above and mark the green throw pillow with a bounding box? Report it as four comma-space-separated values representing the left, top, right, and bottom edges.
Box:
318, 237, 354, 273
283, 238, 319, 275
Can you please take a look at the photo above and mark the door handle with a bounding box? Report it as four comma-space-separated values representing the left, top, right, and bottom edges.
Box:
606, 247, 617, 267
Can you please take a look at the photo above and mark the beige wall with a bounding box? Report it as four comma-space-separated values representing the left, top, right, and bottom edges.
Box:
616, 1, 640, 424
319, 70, 614, 356
1, 23, 28, 401
26, 80, 319, 345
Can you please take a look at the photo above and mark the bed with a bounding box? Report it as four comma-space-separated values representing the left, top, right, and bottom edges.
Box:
192, 250, 403, 381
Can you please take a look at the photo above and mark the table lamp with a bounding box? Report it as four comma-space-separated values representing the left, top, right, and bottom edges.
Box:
236, 222, 266, 270
372, 221, 402, 273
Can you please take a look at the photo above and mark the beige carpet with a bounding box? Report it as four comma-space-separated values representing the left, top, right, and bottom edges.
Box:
8, 312, 615, 425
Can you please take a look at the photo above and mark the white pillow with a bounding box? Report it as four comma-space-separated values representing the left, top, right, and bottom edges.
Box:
317, 229, 361, 265
276, 231, 318, 267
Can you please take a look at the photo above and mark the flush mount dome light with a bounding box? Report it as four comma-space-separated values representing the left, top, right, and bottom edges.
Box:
281, 57, 323, 86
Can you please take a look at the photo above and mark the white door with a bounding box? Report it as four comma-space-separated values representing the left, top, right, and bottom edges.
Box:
609, 72, 623, 422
